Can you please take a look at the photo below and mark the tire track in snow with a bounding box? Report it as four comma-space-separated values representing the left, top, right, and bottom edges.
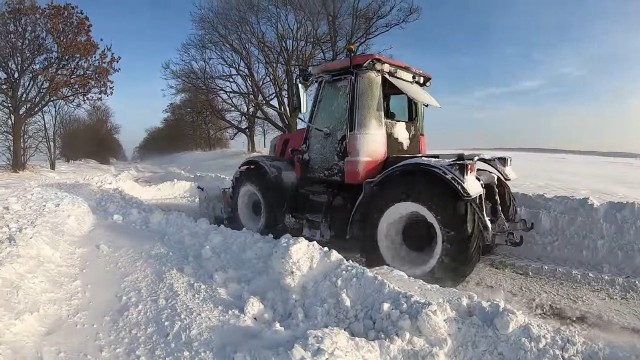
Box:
485, 253, 640, 299
459, 260, 640, 350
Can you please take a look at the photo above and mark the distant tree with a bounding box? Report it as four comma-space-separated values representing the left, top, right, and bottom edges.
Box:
257, 120, 276, 149
59, 102, 125, 164
0, 0, 120, 171
136, 91, 230, 160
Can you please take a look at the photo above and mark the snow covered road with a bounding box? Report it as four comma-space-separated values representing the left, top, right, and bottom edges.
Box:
1, 150, 640, 359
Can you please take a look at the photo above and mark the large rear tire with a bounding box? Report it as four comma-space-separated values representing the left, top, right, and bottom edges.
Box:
230, 167, 286, 237
361, 173, 483, 288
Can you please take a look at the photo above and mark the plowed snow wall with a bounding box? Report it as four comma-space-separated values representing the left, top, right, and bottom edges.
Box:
499, 193, 640, 278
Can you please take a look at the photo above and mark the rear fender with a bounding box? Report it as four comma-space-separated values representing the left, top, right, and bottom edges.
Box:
347, 158, 483, 240
476, 156, 517, 181
373, 158, 483, 199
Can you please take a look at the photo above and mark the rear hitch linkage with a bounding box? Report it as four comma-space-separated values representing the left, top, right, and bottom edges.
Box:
493, 219, 534, 247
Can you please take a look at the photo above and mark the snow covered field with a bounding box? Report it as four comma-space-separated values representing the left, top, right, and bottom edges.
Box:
1, 150, 639, 359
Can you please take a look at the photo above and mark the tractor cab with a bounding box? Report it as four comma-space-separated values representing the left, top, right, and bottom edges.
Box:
277, 54, 441, 185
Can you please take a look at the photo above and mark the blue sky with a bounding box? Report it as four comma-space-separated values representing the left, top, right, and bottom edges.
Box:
70, 0, 640, 153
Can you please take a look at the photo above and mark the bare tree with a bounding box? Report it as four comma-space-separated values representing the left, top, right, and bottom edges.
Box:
21, 119, 43, 167
0, 106, 42, 168
0, 108, 11, 166
164, 0, 420, 152
0, 0, 120, 172
40, 101, 73, 170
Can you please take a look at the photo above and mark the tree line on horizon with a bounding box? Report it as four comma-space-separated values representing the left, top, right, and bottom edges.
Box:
136, 0, 422, 158
0, 0, 123, 172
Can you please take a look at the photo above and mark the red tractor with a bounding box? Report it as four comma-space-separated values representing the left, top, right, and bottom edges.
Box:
217, 54, 532, 287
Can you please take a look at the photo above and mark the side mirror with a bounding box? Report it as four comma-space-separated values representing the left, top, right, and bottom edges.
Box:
296, 82, 307, 114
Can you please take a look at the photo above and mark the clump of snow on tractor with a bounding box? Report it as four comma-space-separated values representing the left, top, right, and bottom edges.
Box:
198, 51, 533, 287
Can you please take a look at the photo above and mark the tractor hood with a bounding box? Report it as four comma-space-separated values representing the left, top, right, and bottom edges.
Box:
384, 74, 441, 108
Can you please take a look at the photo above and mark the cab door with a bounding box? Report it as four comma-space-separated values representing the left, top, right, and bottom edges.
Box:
305, 76, 351, 180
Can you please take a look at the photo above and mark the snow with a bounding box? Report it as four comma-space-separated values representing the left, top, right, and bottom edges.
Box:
392, 122, 410, 150
351, 71, 388, 173
1, 150, 640, 359
504, 193, 640, 277
480, 150, 640, 203
0, 188, 94, 358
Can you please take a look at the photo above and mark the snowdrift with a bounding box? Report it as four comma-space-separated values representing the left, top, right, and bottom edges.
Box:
48, 182, 636, 359
1, 163, 636, 358
4, 150, 639, 358
0, 187, 95, 358
500, 193, 640, 278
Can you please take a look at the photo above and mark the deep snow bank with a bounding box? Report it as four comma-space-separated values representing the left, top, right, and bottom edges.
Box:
114, 169, 198, 201
2, 152, 639, 358
0, 187, 94, 358
80, 177, 634, 359
500, 193, 640, 278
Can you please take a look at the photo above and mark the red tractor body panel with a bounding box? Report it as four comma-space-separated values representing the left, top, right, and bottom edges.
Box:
273, 128, 306, 178
274, 129, 305, 160
344, 133, 387, 184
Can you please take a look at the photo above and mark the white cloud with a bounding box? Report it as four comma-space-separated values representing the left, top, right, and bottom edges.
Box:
471, 79, 547, 99
557, 66, 586, 77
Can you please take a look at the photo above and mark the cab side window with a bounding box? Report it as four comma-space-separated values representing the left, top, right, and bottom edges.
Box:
387, 94, 409, 122
382, 77, 416, 122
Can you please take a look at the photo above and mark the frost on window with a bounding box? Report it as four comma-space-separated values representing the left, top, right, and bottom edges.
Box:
312, 79, 349, 130
306, 78, 350, 179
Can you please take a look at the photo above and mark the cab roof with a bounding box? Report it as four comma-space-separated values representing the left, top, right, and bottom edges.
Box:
309, 54, 432, 82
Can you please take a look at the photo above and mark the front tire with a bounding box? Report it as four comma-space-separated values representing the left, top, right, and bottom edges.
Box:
231, 167, 285, 237
361, 173, 483, 287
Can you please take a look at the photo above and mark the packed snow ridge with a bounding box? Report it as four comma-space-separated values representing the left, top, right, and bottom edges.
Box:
506, 193, 640, 278
0, 150, 639, 359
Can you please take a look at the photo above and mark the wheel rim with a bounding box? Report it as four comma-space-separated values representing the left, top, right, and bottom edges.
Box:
237, 183, 266, 232
376, 202, 443, 277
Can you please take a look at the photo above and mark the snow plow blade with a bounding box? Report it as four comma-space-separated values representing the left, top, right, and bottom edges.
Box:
195, 174, 232, 225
